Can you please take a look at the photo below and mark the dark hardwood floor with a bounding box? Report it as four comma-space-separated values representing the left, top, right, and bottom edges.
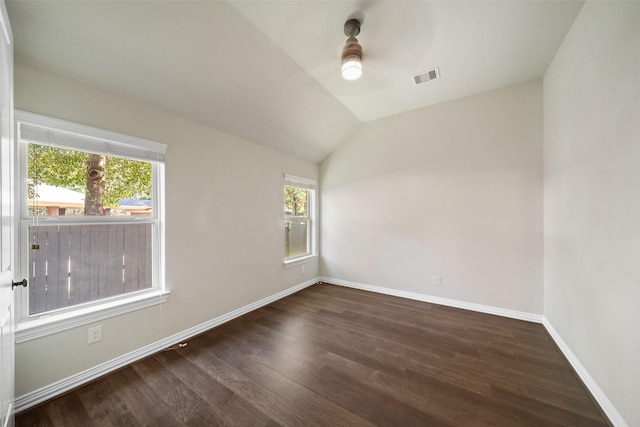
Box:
17, 283, 611, 426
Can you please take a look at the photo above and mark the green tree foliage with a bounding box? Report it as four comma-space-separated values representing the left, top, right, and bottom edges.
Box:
101, 156, 152, 206
284, 186, 308, 216
28, 144, 152, 208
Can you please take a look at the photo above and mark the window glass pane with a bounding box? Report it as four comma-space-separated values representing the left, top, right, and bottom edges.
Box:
28, 223, 153, 315
284, 185, 311, 259
28, 143, 153, 217
285, 218, 309, 258
17, 113, 165, 321
284, 186, 308, 217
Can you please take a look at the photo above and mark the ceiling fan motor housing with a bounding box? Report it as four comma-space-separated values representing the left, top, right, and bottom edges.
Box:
343, 18, 361, 38
342, 36, 362, 62
342, 18, 362, 63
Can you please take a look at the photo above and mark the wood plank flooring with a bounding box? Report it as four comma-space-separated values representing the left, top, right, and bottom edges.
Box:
17, 283, 611, 426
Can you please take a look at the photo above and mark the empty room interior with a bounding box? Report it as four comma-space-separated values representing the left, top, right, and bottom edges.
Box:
3, 1, 639, 426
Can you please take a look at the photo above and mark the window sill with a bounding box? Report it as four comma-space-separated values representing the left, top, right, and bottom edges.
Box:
15, 290, 170, 343
283, 254, 317, 268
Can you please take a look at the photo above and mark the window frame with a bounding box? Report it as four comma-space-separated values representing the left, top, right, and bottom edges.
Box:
14, 111, 168, 342
283, 173, 317, 268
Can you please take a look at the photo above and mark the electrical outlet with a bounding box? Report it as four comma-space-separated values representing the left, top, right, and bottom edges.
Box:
433, 275, 441, 286
88, 325, 102, 344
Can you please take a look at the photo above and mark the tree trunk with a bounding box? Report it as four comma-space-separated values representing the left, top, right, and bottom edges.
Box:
84, 154, 106, 215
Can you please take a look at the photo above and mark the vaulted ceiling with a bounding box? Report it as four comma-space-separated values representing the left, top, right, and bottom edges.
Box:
6, 1, 584, 163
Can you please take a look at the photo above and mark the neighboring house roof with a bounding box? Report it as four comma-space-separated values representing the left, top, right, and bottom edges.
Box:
28, 184, 84, 208
118, 199, 152, 208
118, 198, 152, 215
28, 185, 152, 213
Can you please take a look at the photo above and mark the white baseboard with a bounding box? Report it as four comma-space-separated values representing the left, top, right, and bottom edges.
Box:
542, 318, 628, 427
320, 277, 543, 323
14, 277, 320, 414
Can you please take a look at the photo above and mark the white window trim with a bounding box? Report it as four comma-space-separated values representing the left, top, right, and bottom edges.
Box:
283, 173, 317, 266
14, 111, 168, 341
283, 254, 317, 268
15, 290, 169, 343
284, 173, 316, 189
16, 111, 165, 162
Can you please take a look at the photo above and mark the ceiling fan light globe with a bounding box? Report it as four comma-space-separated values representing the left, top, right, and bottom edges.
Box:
341, 57, 362, 80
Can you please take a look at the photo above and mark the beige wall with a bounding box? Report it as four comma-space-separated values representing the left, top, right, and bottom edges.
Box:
320, 80, 543, 314
15, 5, 639, 422
14, 62, 319, 396
543, 2, 640, 426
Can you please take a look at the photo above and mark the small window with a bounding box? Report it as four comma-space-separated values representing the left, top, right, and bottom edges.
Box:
284, 174, 316, 262
16, 111, 166, 319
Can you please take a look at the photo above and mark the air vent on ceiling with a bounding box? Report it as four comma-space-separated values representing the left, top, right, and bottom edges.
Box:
413, 67, 440, 85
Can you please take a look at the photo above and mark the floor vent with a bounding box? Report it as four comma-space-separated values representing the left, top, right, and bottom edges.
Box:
413, 67, 440, 85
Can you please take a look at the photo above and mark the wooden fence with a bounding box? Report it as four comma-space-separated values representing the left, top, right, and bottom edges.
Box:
285, 217, 309, 258
28, 223, 152, 315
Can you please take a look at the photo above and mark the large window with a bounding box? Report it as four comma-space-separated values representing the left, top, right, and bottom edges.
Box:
284, 174, 316, 263
15, 111, 167, 334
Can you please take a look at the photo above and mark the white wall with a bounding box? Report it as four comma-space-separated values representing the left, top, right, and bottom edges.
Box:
13, 62, 319, 396
543, 2, 640, 426
320, 80, 543, 314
